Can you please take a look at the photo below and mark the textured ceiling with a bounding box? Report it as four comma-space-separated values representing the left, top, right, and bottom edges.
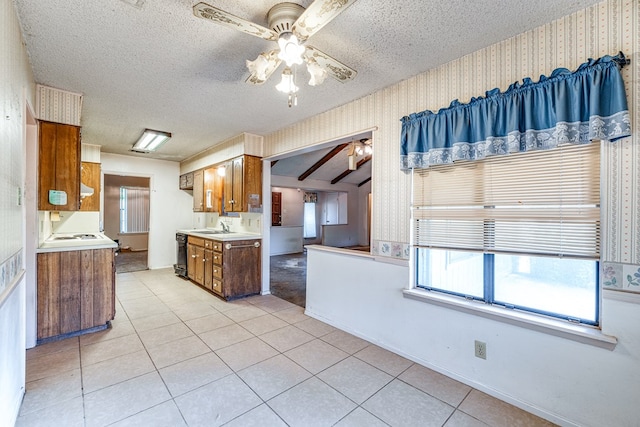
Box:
14, 0, 601, 164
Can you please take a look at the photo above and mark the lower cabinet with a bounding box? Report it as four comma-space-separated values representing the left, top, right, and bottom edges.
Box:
186, 236, 261, 300
37, 248, 115, 341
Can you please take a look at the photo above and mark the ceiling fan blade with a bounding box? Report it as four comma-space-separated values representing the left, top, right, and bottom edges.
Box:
304, 46, 357, 83
292, 0, 358, 42
245, 50, 282, 85
193, 2, 278, 42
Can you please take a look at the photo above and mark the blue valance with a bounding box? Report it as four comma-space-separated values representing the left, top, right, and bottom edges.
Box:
400, 52, 631, 170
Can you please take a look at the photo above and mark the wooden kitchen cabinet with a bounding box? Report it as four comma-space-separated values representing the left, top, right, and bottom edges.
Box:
186, 236, 261, 300
37, 248, 115, 341
217, 239, 261, 299
203, 166, 222, 212
179, 172, 194, 190
193, 169, 204, 212
80, 162, 101, 211
38, 121, 81, 211
187, 236, 205, 284
223, 155, 262, 213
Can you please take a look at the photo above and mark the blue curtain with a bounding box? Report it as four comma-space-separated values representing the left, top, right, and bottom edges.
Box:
400, 52, 630, 170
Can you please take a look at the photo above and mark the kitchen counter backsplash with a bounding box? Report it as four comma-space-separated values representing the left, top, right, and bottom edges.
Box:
191, 212, 262, 235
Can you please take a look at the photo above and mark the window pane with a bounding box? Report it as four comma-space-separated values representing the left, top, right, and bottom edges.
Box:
303, 202, 316, 238
494, 255, 597, 322
416, 248, 484, 298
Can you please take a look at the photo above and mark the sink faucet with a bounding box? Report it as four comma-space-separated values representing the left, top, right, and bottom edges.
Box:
220, 222, 230, 233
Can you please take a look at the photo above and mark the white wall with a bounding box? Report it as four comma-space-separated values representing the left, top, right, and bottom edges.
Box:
1, 0, 35, 424
269, 187, 304, 255
271, 175, 362, 248
306, 247, 640, 427
101, 154, 193, 269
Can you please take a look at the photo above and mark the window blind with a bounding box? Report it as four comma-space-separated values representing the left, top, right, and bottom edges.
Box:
412, 142, 600, 259
120, 186, 150, 233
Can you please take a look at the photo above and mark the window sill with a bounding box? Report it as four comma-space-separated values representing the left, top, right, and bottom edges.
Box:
403, 288, 617, 350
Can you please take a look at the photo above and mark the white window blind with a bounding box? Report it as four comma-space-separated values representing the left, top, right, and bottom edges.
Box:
120, 186, 150, 233
412, 143, 600, 259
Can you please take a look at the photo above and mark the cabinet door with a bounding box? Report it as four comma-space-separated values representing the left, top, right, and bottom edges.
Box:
38, 121, 81, 211
91, 249, 116, 325
193, 169, 204, 212
37, 252, 61, 339
187, 243, 197, 280
194, 246, 205, 285
80, 162, 101, 211
243, 155, 262, 212
203, 167, 222, 212
203, 248, 213, 290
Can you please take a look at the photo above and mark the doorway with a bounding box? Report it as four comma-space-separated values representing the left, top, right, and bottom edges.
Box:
103, 174, 150, 273
267, 130, 374, 307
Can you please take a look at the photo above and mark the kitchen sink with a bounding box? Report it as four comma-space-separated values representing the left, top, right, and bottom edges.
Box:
193, 230, 224, 234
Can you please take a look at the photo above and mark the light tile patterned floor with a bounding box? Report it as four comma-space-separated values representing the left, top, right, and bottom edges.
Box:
16, 268, 555, 427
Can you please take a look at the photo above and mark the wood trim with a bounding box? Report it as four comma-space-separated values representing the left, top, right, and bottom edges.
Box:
298, 143, 348, 181
358, 177, 371, 187
331, 155, 372, 184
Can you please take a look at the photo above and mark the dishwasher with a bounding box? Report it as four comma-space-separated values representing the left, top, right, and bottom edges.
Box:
174, 232, 188, 278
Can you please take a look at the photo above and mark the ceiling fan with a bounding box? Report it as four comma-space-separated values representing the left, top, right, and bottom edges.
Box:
193, 1, 358, 106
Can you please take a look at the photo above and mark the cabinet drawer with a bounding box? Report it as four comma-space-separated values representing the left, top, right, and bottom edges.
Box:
211, 278, 223, 295
204, 240, 213, 249
188, 236, 205, 247
212, 265, 223, 280
212, 251, 223, 266
212, 241, 223, 251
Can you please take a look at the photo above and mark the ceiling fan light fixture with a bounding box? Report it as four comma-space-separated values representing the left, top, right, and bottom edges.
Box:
131, 129, 171, 153
276, 67, 298, 94
276, 67, 299, 108
306, 59, 328, 86
277, 32, 305, 66
246, 53, 270, 81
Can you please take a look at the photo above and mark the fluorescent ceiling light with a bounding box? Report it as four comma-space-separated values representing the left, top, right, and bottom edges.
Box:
132, 129, 171, 153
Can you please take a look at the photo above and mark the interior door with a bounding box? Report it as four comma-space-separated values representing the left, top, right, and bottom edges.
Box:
272, 191, 282, 226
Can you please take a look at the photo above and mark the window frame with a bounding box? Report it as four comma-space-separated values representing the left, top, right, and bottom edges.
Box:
119, 186, 150, 234
409, 143, 602, 327
415, 249, 600, 325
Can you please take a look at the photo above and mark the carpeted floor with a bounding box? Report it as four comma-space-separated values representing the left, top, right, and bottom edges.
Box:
115, 250, 148, 273
270, 252, 307, 308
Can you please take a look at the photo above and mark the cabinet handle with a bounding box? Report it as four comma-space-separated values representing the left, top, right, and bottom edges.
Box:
224, 241, 261, 249
191, 255, 197, 258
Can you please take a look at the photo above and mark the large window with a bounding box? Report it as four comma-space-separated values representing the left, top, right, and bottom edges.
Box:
412, 143, 600, 325
119, 186, 150, 234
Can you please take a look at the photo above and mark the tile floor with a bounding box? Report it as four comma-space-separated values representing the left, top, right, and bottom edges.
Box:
17, 268, 555, 427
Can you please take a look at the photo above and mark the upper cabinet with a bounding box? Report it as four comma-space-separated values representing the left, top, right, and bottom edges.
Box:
203, 166, 222, 212
80, 162, 101, 211
179, 172, 194, 190
192, 169, 204, 212
38, 121, 81, 211
182, 155, 262, 214
223, 155, 262, 213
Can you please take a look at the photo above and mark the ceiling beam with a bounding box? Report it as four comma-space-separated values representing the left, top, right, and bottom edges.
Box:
331, 155, 372, 184
297, 143, 348, 181
357, 177, 371, 187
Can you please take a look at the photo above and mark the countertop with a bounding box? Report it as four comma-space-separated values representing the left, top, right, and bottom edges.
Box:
177, 229, 262, 241
37, 233, 118, 253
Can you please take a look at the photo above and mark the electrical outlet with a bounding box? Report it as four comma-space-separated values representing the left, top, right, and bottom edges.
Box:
474, 340, 487, 359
